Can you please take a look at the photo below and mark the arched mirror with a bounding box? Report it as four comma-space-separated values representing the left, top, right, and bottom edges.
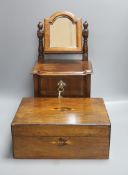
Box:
44, 11, 82, 53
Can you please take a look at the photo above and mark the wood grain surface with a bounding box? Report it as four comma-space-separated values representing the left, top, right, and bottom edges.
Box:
12, 98, 110, 125
32, 60, 92, 76
11, 98, 111, 159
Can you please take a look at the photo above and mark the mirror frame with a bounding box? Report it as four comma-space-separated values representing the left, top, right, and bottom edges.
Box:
44, 11, 82, 53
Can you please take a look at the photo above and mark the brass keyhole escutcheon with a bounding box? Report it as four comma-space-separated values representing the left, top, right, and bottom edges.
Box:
57, 80, 66, 98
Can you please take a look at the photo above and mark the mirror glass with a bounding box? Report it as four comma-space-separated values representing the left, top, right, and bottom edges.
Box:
50, 17, 77, 48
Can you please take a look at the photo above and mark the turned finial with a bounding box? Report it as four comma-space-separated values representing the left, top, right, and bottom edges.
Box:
82, 21, 88, 60
37, 22, 44, 62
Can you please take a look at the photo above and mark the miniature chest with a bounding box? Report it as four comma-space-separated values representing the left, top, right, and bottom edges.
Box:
11, 98, 111, 159
32, 11, 93, 97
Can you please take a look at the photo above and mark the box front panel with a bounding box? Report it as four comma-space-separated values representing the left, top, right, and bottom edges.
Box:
39, 75, 91, 97
13, 135, 110, 159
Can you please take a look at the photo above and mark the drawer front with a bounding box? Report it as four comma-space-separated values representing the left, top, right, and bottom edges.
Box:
13, 136, 109, 159
39, 75, 91, 97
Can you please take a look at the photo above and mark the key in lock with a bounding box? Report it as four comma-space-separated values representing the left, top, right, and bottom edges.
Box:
57, 80, 66, 98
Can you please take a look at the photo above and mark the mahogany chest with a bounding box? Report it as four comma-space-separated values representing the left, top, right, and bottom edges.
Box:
11, 98, 111, 159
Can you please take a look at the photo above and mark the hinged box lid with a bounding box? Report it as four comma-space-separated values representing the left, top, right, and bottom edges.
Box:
11, 98, 110, 137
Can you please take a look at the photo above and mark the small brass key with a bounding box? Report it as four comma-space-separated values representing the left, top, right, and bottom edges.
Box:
58, 90, 63, 98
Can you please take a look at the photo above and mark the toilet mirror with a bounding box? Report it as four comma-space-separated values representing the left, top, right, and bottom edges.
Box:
44, 11, 82, 53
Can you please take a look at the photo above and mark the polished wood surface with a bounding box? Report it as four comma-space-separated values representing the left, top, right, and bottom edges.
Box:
11, 98, 111, 159
44, 11, 82, 53
12, 98, 110, 125
32, 60, 92, 76
13, 136, 109, 159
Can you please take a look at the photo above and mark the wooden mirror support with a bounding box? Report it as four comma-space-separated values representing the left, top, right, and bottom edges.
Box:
44, 11, 82, 53
82, 21, 88, 60
33, 11, 92, 98
37, 22, 44, 63
37, 11, 89, 62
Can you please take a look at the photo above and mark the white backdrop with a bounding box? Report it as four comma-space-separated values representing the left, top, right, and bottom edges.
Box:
0, 0, 128, 100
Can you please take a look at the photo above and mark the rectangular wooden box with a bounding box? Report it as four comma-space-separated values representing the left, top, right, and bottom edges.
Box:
11, 98, 111, 159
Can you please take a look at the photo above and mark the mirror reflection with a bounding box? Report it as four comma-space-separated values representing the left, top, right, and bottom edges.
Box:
50, 17, 77, 48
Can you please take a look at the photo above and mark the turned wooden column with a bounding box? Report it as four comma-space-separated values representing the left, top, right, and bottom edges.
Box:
82, 21, 88, 61
37, 22, 44, 63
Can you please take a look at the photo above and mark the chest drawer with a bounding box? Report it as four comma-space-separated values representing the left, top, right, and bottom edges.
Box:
38, 75, 91, 97
32, 61, 92, 97
13, 135, 110, 159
